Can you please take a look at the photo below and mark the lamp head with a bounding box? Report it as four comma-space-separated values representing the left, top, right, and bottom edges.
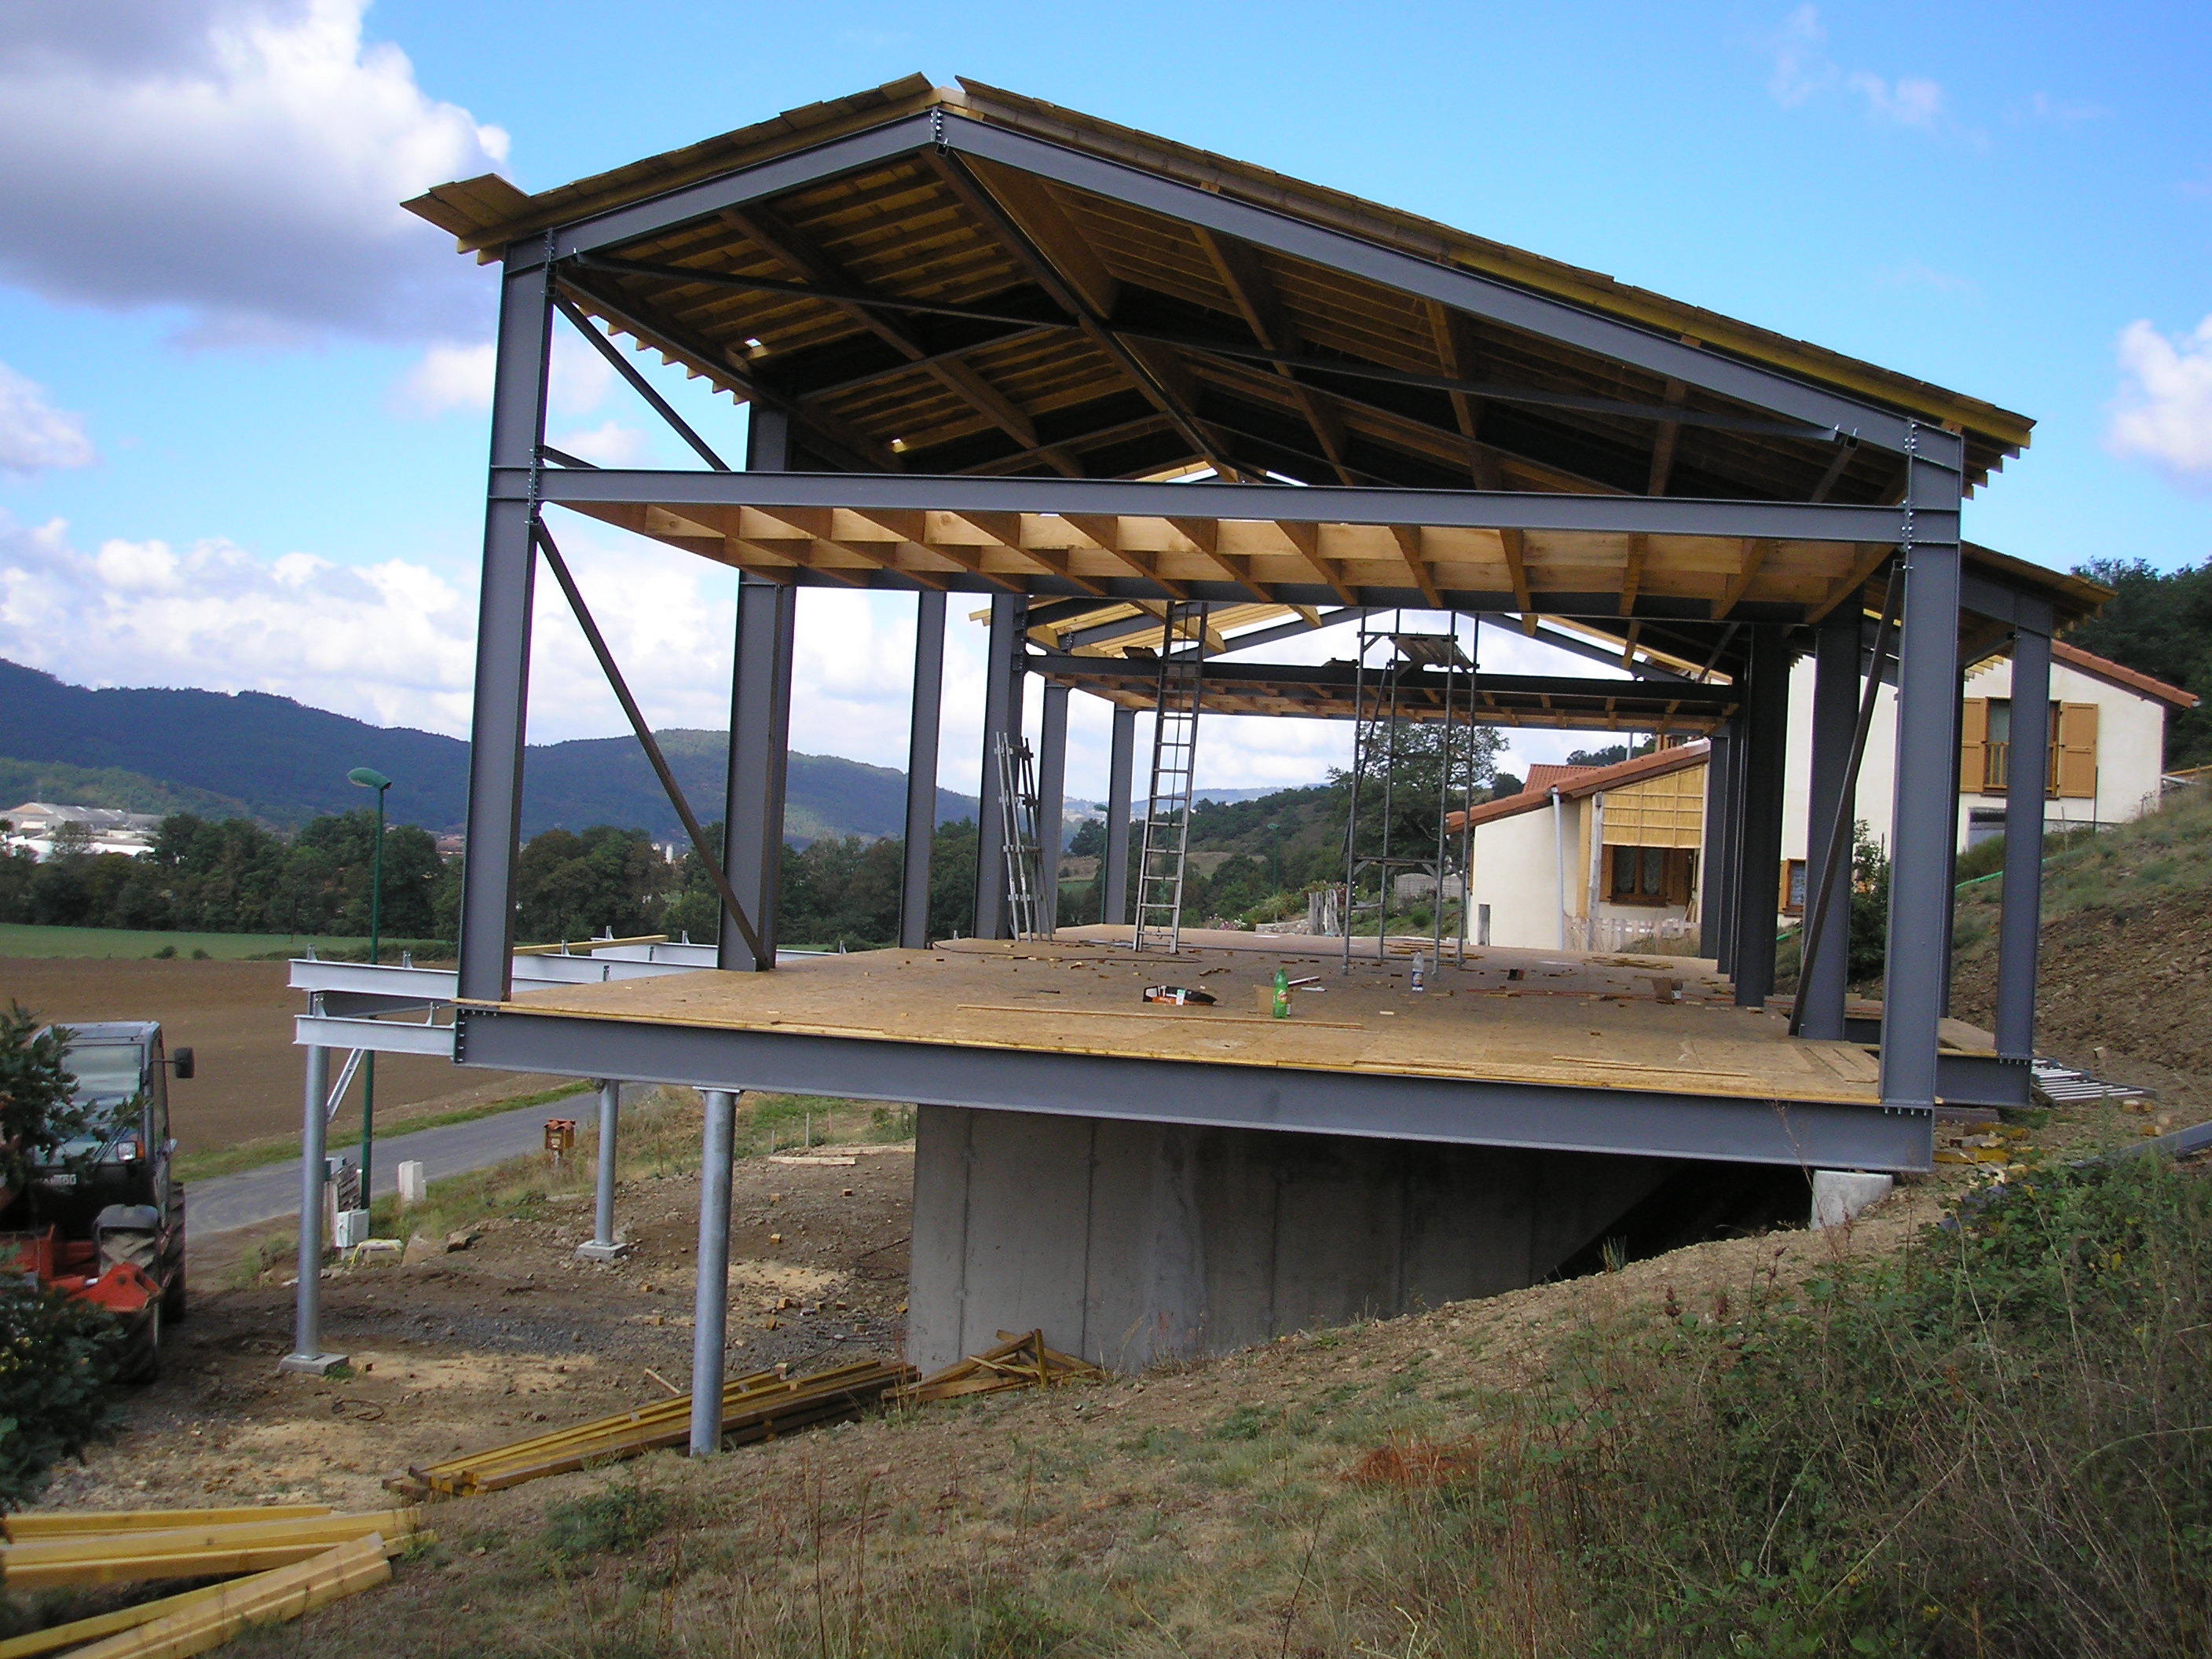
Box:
348, 767, 393, 792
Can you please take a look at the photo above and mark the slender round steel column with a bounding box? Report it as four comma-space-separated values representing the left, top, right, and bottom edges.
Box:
687, 1088, 738, 1454
592, 1079, 621, 1248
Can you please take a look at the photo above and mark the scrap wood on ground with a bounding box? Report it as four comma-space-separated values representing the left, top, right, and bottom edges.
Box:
0, 1507, 421, 1658
891, 1329, 1107, 1404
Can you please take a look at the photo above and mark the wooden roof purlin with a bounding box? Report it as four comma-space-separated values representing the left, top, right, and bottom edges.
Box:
416, 76, 2098, 679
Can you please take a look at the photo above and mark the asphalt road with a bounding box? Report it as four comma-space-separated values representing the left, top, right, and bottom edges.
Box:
186, 1090, 594, 1240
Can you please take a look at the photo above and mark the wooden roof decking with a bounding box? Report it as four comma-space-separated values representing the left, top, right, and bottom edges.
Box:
409, 77, 2031, 505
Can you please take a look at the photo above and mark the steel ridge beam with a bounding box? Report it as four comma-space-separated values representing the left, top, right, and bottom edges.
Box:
452, 1006, 1934, 1172
520, 467, 1928, 543
1028, 653, 1738, 709
940, 118, 1940, 459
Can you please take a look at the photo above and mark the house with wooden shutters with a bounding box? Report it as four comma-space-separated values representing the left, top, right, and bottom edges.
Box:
1458, 741, 1712, 954
1454, 639, 2192, 950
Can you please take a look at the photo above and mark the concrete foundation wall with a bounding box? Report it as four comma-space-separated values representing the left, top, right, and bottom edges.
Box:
907, 1105, 1672, 1372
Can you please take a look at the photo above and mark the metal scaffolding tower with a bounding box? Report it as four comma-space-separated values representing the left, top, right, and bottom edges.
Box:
994, 733, 1043, 941
1339, 614, 1475, 973
1132, 602, 1207, 954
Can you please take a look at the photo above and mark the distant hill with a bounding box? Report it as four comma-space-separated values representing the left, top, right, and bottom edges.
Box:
0, 660, 978, 844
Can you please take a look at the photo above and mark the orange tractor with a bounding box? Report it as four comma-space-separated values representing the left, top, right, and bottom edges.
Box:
0, 1022, 190, 1382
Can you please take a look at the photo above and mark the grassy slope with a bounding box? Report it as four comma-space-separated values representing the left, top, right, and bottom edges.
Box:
0, 923, 376, 960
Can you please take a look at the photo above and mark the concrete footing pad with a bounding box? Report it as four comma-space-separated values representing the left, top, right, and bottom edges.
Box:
1811, 1170, 1895, 1230
573, 1240, 632, 1262
277, 1351, 350, 1376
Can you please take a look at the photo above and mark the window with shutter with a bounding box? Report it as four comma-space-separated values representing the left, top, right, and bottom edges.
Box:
2056, 703, 2098, 799
1959, 698, 1989, 796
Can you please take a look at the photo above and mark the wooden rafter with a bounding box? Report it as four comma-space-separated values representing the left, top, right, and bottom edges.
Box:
1387, 525, 1443, 606
1807, 542, 1894, 623
745, 505, 949, 590
1713, 539, 1773, 619
1060, 514, 1192, 599
1500, 526, 1536, 634
1620, 533, 1646, 617
1195, 228, 1356, 486
720, 204, 1079, 478
1165, 516, 1274, 602
1646, 378, 1687, 496
1276, 520, 1357, 605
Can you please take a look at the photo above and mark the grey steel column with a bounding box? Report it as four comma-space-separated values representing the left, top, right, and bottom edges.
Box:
1994, 615, 2053, 1064
1939, 676, 1967, 1016
973, 594, 1027, 939
1880, 429, 1965, 1112
718, 576, 795, 970
456, 244, 554, 1004
688, 1087, 738, 1455
279, 1044, 342, 1375
1103, 705, 1137, 925
899, 591, 947, 949
1036, 683, 1070, 935
587, 1080, 621, 1254
1800, 612, 1862, 1039
1703, 723, 1738, 968
1730, 629, 1789, 1008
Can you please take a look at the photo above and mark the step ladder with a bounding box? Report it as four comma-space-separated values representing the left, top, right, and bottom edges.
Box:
994, 732, 1044, 940
1132, 602, 1206, 953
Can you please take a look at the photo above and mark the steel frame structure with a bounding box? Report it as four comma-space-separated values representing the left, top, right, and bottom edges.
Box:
287, 90, 2080, 1404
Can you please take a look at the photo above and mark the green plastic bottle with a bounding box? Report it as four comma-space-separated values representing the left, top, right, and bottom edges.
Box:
1272, 966, 1291, 1019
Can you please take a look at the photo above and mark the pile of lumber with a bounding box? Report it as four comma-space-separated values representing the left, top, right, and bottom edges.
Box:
0, 1505, 422, 1657
891, 1330, 1106, 1405
393, 1355, 916, 1498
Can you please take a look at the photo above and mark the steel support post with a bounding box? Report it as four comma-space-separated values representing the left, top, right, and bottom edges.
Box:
279, 1043, 344, 1375
688, 1088, 738, 1455
1880, 430, 1966, 1111
1939, 676, 1967, 1016
1800, 612, 1862, 1039
718, 575, 795, 970
1103, 705, 1136, 925
1730, 630, 1789, 1007
575, 1079, 628, 1262
1036, 683, 1069, 935
973, 594, 1027, 939
1995, 618, 2053, 1064
899, 590, 947, 949
1702, 723, 1738, 967
457, 246, 554, 1004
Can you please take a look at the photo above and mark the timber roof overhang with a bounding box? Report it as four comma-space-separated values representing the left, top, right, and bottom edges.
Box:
412, 77, 2078, 685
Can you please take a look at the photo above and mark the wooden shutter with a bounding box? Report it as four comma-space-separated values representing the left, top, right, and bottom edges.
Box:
1959, 698, 1989, 795
2056, 702, 2098, 799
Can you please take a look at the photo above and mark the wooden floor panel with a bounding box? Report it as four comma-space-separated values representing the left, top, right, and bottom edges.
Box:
478, 931, 1981, 1110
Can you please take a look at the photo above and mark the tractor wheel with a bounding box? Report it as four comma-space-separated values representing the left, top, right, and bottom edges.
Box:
162, 1253, 187, 1325
117, 1302, 162, 1386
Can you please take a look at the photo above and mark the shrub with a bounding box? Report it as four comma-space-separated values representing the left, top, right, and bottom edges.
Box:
542, 1481, 668, 1561
0, 1288, 119, 1510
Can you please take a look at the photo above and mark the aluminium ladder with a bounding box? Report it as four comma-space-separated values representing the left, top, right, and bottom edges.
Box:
994, 733, 1044, 940
1131, 602, 1207, 954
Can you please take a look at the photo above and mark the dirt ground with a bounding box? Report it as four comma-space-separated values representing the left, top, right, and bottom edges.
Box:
38, 1137, 917, 1514
0, 957, 563, 1153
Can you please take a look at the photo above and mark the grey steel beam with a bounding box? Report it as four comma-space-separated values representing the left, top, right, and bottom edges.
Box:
1937, 1053, 2031, 1111
457, 245, 555, 1005
1037, 682, 1070, 934
1104, 705, 1136, 925
720, 573, 795, 970
688, 1088, 738, 1455
1730, 630, 1789, 1006
1518, 621, 1694, 683
1699, 723, 1734, 963
974, 595, 1027, 939
452, 1005, 1936, 1173
900, 590, 947, 950
524, 466, 1932, 546
1031, 654, 1738, 717
1800, 610, 1861, 1039
1995, 621, 2053, 1064
939, 116, 1920, 452
1960, 569, 2055, 634
1880, 430, 1965, 1112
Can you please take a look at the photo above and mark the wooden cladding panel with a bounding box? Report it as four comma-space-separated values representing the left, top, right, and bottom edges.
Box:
1599, 767, 1707, 850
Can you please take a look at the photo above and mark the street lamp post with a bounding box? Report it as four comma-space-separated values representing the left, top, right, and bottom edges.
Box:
347, 767, 392, 1203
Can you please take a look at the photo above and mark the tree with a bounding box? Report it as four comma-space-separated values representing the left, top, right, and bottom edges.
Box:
2066, 557, 2212, 768
0, 1005, 93, 1200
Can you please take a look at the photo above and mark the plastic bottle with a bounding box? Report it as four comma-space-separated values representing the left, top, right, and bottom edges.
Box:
1271, 966, 1291, 1019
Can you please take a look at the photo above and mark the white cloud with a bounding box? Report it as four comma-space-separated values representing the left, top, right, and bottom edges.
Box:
2024, 90, 2109, 126
394, 328, 616, 419
1767, 4, 1830, 107
1848, 71, 1943, 130
0, 0, 507, 345
2108, 316, 2212, 482
0, 361, 96, 474
548, 422, 652, 467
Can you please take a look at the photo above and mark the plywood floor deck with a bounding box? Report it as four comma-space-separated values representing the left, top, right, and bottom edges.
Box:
485, 932, 1984, 1109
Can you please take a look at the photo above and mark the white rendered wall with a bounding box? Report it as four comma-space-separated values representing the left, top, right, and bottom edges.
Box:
1470, 798, 1585, 949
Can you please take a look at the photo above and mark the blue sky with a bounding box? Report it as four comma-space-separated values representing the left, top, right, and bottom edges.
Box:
0, 1, 2207, 807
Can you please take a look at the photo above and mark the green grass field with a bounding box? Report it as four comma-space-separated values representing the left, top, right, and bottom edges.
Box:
0, 923, 374, 960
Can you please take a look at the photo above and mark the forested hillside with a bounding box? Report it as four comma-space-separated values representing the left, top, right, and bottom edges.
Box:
0, 660, 976, 841
2067, 555, 2212, 767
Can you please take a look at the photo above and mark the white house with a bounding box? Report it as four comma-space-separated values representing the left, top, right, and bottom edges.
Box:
0, 801, 163, 862
1453, 639, 2193, 952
